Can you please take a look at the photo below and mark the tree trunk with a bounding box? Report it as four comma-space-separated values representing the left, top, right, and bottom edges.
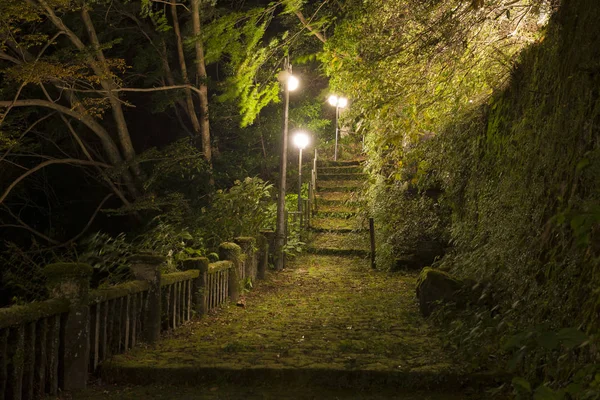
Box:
170, 0, 203, 139
190, 0, 212, 164
80, 6, 142, 179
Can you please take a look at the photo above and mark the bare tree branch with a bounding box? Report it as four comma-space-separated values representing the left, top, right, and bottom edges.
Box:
0, 205, 60, 245
0, 112, 56, 164
0, 158, 112, 205
151, 0, 190, 12
58, 194, 113, 246
0, 98, 125, 167
56, 84, 205, 97
294, 10, 327, 44
0, 51, 22, 64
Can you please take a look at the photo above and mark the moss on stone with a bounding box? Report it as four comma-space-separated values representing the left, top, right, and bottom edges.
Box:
161, 270, 200, 286
208, 261, 233, 273
89, 280, 150, 303
181, 257, 209, 272
219, 242, 242, 261
415, 268, 464, 317
234, 236, 256, 245
0, 298, 69, 329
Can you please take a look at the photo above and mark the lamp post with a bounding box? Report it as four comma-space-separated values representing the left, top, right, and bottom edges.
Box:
293, 131, 310, 215
328, 95, 348, 161
275, 60, 299, 270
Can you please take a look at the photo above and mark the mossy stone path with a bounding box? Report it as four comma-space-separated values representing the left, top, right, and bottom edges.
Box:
74, 160, 491, 399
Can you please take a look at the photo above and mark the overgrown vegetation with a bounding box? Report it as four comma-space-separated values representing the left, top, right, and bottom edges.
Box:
324, 0, 600, 397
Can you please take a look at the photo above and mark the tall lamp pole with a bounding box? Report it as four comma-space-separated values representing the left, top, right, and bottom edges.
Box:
293, 132, 310, 215
275, 60, 299, 270
328, 95, 348, 161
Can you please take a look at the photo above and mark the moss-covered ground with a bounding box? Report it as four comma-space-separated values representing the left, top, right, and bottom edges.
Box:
102, 254, 451, 374
316, 191, 359, 204
67, 382, 484, 399
310, 217, 366, 232
67, 158, 499, 399
308, 232, 370, 256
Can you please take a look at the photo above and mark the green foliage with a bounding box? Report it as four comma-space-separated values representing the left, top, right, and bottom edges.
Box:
324, 0, 600, 394
369, 176, 450, 270
203, 7, 281, 127
199, 177, 273, 248
78, 232, 134, 287
139, 0, 171, 32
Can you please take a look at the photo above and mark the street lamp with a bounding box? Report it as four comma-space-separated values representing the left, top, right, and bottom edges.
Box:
275, 60, 299, 270
328, 95, 348, 161
293, 131, 310, 215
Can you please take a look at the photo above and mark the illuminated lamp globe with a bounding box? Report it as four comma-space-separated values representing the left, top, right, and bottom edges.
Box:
328, 95, 339, 107
287, 75, 299, 91
337, 97, 348, 108
293, 131, 310, 150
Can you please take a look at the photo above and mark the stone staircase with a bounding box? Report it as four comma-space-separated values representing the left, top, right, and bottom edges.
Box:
307, 160, 370, 257
78, 158, 500, 399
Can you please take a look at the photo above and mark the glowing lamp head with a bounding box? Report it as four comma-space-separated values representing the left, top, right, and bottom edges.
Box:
287, 75, 299, 91
328, 95, 338, 107
293, 131, 310, 150
328, 95, 348, 108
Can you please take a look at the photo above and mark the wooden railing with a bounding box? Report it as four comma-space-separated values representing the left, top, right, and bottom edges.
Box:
0, 234, 269, 399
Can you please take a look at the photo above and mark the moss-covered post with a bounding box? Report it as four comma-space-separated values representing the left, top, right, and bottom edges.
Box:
181, 257, 209, 315
234, 237, 257, 282
260, 230, 275, 271
44, 262, 93, 391
129, 254, 165, 344
219, 242, 243, 303
256, 234, 269, 280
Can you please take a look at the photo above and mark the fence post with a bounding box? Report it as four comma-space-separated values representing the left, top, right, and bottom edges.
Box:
219, 243, 243, 303
303, 199, 310, 228
256, 233, 269, 280
369, 218, 376, 269
44, 262, 93, 391
234, 237, 257, 282
129, 254, 164, 344
181, 257, 209, 316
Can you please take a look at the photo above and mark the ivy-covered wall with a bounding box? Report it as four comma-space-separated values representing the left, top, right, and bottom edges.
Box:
435, 0, 599, 330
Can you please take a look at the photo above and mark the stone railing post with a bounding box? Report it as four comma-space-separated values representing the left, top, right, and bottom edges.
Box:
260, 230, 275, 272
219, 243, 243, 303
181, 257, 209, 315
234, 237, 257, 281
44, 262, 93, 391
256, 233, 269, 280
129, 254, 164, 344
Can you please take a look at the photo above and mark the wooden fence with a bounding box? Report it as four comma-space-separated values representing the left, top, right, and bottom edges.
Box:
0, 235, 269, 400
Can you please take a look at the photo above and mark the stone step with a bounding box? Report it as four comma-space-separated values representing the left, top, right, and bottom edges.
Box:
318, 165, 362, 174
318, 173, 367, 181
306, 247, 369, 257
318, 159, 362, 167
316, 210, 358, 219
307, 232, 370, 257
310, 217, 367, 232
81, 382, 488, 399
316, 191, 363, 206
316, 204, 359, 214
318, 182, 363, 192
100, 363, 502, 393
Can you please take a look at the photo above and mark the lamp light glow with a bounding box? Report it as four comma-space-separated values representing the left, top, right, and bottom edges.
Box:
287, 75, 299, 91
328, 95, 338, 107
337, 97, 348, 108
293, 131, 310, 150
